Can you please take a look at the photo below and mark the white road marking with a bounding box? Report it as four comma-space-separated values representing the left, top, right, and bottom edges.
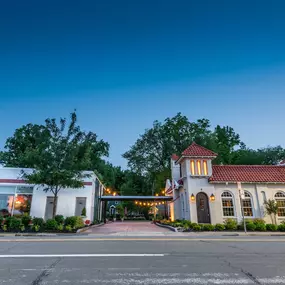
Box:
0, 253, 165, 258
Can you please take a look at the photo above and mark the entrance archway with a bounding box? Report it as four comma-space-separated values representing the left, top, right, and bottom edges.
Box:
196, 192, 211, 224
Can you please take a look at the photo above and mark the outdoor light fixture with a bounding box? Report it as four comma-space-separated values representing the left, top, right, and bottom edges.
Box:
113, 192, 116, 196
210, 194, 215, 202
190, 194, 195, 202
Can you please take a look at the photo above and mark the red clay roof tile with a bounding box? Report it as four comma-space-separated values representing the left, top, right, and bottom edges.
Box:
182, 142, 217, 157
210, 165, 285, 183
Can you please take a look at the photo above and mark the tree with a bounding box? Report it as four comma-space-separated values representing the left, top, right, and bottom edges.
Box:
0, 112, 109, 218
212, 125, 242, 165
123, 113, 214, 193
264, 199, 278, 225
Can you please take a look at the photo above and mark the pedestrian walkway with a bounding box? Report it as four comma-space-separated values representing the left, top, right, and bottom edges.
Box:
84, 221, 176, 236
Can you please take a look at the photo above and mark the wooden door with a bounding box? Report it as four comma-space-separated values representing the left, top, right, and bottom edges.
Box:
196, 192, 211, 224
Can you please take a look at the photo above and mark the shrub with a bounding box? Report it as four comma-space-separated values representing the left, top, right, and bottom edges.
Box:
32, 217, 44, 227
6, 216, 21, 230
192, 224, 201, 231
57, 224, 64, 231
224, 219, 238, 230
2, 225, 7, 232
266, 224, 278, 232
215, 224, 225, 231
255, 223, 266, 231
55, 215, 65, 224
20, 225, 25, 232
278, 224, 285, 232
81, 207, 87, 217
245, 222, 256, 231
65, 216, 84, 229
33, 224, 40, 232
202, 224, 215, 231
189, 223, 198, 229
0, 216, 4, 226
21, 215, 32, 227
253, 218, 266, 225
65, 225, 73, 232
45, 219, 58, 231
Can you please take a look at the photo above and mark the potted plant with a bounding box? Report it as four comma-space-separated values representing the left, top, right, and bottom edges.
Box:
116, 204, 125, 222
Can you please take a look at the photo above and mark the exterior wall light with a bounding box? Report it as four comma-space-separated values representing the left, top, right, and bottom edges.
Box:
190, 194, 195, 202
210, 194, 215, 202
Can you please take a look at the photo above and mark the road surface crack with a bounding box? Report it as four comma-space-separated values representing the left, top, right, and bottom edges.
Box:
31, 258, 61, 285
241, 269, 262, 285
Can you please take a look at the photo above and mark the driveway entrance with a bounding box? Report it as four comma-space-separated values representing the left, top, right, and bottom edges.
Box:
85, 221, 172, 236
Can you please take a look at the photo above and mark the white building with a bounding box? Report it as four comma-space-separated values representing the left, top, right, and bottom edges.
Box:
0, 167, 105, 221
167, 142, 285, 225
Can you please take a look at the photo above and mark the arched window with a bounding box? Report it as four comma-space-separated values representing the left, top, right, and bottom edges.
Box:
242, 191, 254, 217
275, 192, 285, 217
221, 191, 235, 217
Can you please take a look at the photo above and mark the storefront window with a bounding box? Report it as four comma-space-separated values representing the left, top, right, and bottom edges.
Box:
0, 186, 34, 217
0, 194, 14, 216
13, 195, 33, 216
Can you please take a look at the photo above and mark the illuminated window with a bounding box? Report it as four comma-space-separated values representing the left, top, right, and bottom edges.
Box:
203, 160, 208, 176
197, 161, 201, 175
221, 191, 235, 217
190, 160, 195, 175
242, 191, 253, 217
275, 192, 285, 217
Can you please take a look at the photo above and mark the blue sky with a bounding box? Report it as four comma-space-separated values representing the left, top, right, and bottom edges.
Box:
0, 0, 285, 167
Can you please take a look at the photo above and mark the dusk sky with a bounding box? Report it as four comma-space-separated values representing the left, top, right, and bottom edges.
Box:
0, 0, 285, 168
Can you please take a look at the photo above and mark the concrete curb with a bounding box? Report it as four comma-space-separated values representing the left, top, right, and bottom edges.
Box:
155, 222, 178, 232
77, 223, 104, 234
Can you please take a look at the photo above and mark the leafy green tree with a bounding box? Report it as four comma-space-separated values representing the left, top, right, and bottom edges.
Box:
0, 112, 109, 218
213, 125, 242, 164
264, 199, 279, 225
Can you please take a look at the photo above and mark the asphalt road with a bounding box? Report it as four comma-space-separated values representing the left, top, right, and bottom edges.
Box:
1, 236, 285, 284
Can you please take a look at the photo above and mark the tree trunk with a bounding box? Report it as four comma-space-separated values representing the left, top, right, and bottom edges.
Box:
52, 195, 58, 219
274, 214, 277, 225
270, 214, 274, 224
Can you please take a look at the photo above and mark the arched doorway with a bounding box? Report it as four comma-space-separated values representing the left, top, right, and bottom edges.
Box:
196, 192, 211, 224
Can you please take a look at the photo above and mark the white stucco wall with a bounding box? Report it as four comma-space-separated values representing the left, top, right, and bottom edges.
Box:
0, 168, 103, 222
171, 159, 285, 225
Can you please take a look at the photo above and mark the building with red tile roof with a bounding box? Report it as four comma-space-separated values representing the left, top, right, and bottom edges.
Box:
167, 142, 285, 225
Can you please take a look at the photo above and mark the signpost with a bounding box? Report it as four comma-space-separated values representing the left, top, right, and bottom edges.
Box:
238, 182, 247, 234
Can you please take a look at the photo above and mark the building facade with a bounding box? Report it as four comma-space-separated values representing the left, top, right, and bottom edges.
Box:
167, 143, 285, 225
0, 167, 105, 222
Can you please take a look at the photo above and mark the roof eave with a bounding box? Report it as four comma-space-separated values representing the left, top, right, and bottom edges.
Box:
176, 155, 216, 164
209, 180, 285, 184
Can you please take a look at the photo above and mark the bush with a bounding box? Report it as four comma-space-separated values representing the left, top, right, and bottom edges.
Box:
266, 224, 278, 232
5, 216, 21, 230
278, 224, 285, 232
0, 216, 4, 225
21, 215, 32, 227
253, 218, 266, 225
255, 223, 266, 231
55, 215, 65, 224
245, 222, 256, 231
215, 224, 225, 231
32, 217, 44, 227
45, 219, 58, 231
65, 216, 84, 229
33, 224, 40, 232
65, 225, 73, 232
202, 224, 215, 231
192, 224, 201, 231
2, 225, 7, 232
224, 219, 238, 230
20, 225, 25, 232
57, 224, 64, 231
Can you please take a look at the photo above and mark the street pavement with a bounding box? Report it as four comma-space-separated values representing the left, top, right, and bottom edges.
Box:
1, 222, 285, 284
